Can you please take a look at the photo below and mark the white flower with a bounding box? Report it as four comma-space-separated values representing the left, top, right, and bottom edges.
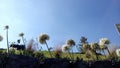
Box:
99, 38, 110, 49
99, 38, 110, 46
116, 49, 120, 57
66, 39, 75, 46
38, 33, 49, 44
62, 44, 71, 53
0, 35, 3, 41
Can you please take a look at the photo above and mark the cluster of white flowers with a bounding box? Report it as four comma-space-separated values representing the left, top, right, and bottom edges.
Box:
116, 49, 120, 57
0, 35, 3, 41
66, 39, 75, 46
62, 44, 71, 52
62, 39, 75, 53
99, 38, 110, 49
99, 38, 110, 46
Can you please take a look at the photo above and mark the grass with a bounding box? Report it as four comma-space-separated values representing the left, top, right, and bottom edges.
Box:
0, 49, 115, 62
29, 50, 106, 61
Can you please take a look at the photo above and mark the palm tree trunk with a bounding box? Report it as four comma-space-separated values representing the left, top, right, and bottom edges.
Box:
6, 29, 9, 54
22, 36, 25, 44
45, 41, 52, 58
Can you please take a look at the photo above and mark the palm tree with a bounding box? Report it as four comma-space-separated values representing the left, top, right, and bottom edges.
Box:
38, 33, 52, 58
99, 38, 111, 56
0, 34, 3, 42
66, 39, 75, 60
4, 25, 9, 53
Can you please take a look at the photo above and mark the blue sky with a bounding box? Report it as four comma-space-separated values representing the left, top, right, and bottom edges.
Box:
0, 0, 120, 51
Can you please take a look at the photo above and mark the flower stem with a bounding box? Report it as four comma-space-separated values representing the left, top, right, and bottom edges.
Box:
45, 41, 52, 58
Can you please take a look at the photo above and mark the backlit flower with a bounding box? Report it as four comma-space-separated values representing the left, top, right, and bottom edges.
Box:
38, 33, 49, 44
19, 32, 24, 37
66, 39, 75, 46
62, 44, 71, 52
116, 49, 120, 57
99, 38, 110, 45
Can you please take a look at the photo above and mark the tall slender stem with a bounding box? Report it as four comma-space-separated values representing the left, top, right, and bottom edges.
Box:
72, 49, 74, 60
22, 36, 25, 48
6, 29, 9, 53
107, 47, 111, 56
68, 51, 72, 60
95, 50, 98, 60
45, 41, 52, 58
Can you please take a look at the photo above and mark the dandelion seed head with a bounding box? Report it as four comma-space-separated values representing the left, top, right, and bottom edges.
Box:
99, 38, 110, 45
38, 33, 49, 44
66, 39, 75, 46
62, 44, 71, 52
19, 32, 24, 37
4, 25, 9, 29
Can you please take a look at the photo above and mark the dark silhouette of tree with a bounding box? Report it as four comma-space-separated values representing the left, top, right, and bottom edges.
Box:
79, 36, 88, 54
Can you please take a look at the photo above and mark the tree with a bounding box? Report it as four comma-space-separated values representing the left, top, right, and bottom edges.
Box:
4, 25, 9, 53
80, 36, 88, 54
38, 33, 52, 58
